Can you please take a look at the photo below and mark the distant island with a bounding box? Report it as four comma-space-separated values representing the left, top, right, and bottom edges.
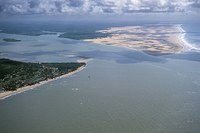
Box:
3, 38, 21, 42
0, 59, 86, 95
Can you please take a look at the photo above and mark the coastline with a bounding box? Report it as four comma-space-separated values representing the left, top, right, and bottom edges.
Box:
0, 65, 86, 100
84, 24, 198, 55
178, 24, 199, 51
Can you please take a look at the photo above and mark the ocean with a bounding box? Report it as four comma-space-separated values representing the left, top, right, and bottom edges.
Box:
0, 21, 200, 133
183, 24, 200, 50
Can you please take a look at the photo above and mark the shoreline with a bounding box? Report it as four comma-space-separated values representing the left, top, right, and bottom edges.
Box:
0, 65, 86, 100
84, 24, 199, 55
178, 25, 200, 51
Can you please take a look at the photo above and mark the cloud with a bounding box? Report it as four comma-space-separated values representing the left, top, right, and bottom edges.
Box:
0, 0, 199, 15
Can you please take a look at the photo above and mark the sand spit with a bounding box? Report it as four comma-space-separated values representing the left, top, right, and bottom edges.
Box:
83, 24, 192, 55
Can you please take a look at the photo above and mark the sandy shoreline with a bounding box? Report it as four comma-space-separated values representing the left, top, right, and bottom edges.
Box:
83, 24, 196, 55
0, 65, 85, 100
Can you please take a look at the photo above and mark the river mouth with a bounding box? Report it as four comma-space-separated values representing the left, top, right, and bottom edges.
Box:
0, 23, 200, 133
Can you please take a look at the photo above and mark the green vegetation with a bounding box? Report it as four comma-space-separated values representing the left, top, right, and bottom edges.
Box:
3, 38, 21, 42
0, 59, 86, 91
59, 32, 110, 40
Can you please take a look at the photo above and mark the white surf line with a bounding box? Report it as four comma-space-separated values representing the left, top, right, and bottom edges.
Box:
177, 24, 200, 52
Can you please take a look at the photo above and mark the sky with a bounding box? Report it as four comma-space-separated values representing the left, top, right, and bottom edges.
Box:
0, 0, 200, 23
0, 0, 199, 15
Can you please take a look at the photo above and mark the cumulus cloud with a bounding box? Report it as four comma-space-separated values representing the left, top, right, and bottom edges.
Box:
0, 0, 199, 14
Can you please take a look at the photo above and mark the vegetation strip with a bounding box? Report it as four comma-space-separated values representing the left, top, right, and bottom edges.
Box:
0, 59, 86, 93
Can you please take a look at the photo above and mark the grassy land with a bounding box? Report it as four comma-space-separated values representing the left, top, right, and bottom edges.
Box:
59, 32, 110, 40
0, 59, 86, 91
3, 38, 21, 42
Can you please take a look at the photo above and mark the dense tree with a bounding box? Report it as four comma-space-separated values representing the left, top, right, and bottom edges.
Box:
0, 59, 85, 91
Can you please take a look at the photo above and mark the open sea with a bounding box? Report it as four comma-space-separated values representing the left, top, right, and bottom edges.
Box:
0, 21, 200, 133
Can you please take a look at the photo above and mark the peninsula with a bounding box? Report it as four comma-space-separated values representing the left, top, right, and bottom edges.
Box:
0, 59, 86, 99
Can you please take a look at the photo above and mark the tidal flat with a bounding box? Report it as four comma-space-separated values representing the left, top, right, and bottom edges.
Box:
84, 25, 192, 55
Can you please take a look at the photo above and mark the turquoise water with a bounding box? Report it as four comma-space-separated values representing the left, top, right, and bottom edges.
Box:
0, 23, 200, 133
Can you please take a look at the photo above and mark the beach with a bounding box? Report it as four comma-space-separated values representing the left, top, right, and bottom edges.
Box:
0, 65, 86, 100
83, 24, 193, 55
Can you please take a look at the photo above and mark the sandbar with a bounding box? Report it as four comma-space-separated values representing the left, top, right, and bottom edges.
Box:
83, 25, 192, 55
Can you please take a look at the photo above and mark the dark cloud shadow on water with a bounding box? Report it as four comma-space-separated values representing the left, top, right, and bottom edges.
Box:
31, 44, 48, 47
78, 49, 165, 64
18, 50, 69, 56
163, 51, 200, 62
0, 42, 16, 46
59, 39, 87, 45
1, 50, 69, 61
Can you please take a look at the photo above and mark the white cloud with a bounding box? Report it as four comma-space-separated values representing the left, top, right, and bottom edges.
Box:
0, 0, 199, 14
